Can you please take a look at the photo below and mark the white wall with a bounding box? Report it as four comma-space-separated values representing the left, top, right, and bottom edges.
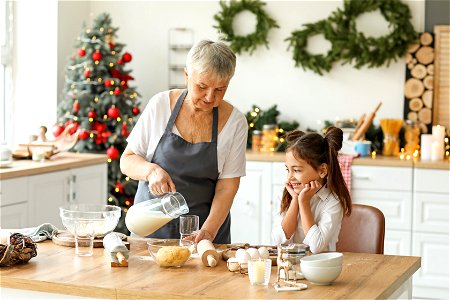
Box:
55, 0, 425, 132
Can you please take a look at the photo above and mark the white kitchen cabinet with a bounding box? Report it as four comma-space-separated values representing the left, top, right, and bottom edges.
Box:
231, 161, 272, 245
1, 163, 107, 230
412, 168, 449, 299
351, 165, 413, 256
0, 177, 28, 229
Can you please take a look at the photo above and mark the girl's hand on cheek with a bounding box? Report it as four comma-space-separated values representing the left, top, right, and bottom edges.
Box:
285, 180, 298, 199
299, 181, 322, 202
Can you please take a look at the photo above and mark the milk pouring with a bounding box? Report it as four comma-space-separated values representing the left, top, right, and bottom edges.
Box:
125, 192, 189, 237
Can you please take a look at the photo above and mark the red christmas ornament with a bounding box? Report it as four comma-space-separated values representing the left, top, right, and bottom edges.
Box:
64, 121, 79, 135
104, 79, 112, 88
78, 130, 89, 140
73, 101, 80, 113
95, 131, 111, 144
132, 107, 140, 115
121, 122, 128, 137
117, 59, 123, 65
77, 48, 86, 57
113, 88, 121, 96
83, 69, 91, 78
91, 121, 106, 133
91, 50, 102, 61
122, 52, 132, 63
106, 146, 119, 160
88, 110, 97, 119
108, 42, 115, 49
107, 106, 120, 118
52, 124, 65, 137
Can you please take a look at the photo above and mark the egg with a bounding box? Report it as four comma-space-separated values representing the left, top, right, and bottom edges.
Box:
246, 247, 260, 259
227, 257, 240, 272
258, 247, 270, 259
235, 249, 250, 264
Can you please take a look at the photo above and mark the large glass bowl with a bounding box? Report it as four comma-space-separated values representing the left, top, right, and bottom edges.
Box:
59, 204, 121, 238
147, 239, 194, 267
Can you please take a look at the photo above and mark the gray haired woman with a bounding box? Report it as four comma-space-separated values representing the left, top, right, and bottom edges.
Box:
120, 40, 248, 243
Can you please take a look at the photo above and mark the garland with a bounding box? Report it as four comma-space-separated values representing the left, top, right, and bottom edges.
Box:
213, 0, 279, 55
287, 0, 418, 74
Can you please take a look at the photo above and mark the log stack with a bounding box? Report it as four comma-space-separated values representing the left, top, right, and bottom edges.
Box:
404, 32, 435, 133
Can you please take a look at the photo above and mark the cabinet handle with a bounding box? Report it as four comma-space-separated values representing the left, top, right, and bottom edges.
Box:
71, 175, 77, 201
66, 177, 71, 202
354, 175, 370, 180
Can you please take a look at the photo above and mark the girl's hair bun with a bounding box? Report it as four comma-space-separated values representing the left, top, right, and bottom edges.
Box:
285, 130, 305, 145
324, 126, 343, 151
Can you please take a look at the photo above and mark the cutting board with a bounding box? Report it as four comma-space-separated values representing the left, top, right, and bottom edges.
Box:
52, 231, 127, 248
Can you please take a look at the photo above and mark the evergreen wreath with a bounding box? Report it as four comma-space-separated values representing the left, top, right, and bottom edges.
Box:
214, 0, 279, 55
286, 20, 340, 75
287, 0, 418, 74
331, 0, 418, 68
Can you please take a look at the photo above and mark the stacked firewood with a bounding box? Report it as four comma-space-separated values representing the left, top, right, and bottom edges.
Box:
0, 233, 37, 267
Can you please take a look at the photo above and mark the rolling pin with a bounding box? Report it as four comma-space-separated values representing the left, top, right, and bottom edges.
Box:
103, 233, 129, 267
352, 102, 382, 141
197, 239, 220, 267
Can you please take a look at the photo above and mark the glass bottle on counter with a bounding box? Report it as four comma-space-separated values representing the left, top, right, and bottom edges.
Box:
262, 124, 278, 152
404, 120, 420, 155
251, 130, 263, 152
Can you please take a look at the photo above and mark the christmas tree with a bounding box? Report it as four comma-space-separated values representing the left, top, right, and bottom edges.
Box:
54, 13, 140, 233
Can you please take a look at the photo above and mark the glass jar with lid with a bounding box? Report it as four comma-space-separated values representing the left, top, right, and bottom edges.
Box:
262, 124, 278, 152
278, 243, 310, 280
251, 130, 263, 152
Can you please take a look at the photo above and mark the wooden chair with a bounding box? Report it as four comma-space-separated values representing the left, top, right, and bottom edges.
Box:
336, 204, 385, 254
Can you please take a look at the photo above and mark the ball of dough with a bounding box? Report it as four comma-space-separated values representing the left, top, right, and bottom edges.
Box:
155, 246, 190, 267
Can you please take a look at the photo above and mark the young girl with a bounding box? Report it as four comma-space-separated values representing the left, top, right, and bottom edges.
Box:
272, 127, 351, 254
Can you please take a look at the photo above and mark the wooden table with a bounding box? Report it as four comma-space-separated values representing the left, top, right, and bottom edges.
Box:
0, 239, 421, 299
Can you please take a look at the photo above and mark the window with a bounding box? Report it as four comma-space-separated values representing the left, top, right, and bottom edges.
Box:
0, 0, 13, 144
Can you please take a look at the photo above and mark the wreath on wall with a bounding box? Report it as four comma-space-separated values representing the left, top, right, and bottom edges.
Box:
213, 0, 279, 55
287, 0, 418, 74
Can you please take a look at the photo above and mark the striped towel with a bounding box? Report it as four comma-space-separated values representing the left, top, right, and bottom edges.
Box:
338, 154, 355, 191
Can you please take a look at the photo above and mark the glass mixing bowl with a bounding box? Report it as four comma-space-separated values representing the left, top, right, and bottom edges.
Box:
59, 204, 121, 238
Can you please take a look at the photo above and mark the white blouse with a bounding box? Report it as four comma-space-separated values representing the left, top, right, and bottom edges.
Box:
126, 90, 248, 179
271, 186, 344, 254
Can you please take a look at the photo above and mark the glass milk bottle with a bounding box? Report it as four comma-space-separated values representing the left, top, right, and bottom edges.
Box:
125, 192, 189, 237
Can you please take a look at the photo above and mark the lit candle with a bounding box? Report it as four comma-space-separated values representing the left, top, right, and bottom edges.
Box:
421, 134, 433, 160
431, 141, 444, 161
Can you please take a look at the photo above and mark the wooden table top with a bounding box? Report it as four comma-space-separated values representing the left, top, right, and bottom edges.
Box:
0, 152, 107, 180
0, 239, 421, 299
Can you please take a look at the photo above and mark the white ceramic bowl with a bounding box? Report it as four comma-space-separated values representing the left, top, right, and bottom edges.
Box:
60, 204, 121, 238
301, 264, 342, 285
300, 252, 343, 267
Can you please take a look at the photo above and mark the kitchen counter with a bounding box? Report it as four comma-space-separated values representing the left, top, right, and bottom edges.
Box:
0, 152, 107, 180
246, 151, 450, 169
0, 239, 421, 299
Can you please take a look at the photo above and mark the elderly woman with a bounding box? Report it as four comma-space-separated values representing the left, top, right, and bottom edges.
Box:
120, 40, 248, 244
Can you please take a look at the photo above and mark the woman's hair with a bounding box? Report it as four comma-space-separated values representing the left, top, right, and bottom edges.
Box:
186, 40, 236, 81
279, 127, 352, 216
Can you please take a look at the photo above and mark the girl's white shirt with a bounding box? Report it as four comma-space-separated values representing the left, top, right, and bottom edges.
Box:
126, 90, 248, 179
271, 186, 344, 254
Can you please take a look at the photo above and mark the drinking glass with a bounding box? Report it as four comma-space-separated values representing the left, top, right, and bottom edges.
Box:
74, 219, 95, 256
179, 215, 199, 240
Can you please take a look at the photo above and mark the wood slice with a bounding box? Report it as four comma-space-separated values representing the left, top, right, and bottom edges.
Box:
408, 43, 420, 53
412, 58, 417, 64
422, 90, 433, 108
420, 32, 433, 46
409, 98, 423, 111
419, 122, 428, 134
408, 63, 414, 70
418, 107, 432, 124
423, 75, 434, 89
427, 64, 434, 75
404, 78, 425, 99
405, 53, 413, 63
52, 231, 127, 248
411, 64, 427, 79
407, 111, 418, 121
415, 47, 434, 65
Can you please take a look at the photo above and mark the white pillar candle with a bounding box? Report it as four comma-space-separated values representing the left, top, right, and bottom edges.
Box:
421, 134, 434, 160
432, 125, 446, 143
431, 141, 444, 161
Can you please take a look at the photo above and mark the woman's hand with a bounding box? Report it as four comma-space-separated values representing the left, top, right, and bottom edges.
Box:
298, 180, 322, 203
194, 228, 214, 243
146, 164, 176, 195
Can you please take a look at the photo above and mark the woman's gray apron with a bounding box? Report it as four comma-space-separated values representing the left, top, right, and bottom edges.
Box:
133, 89, 231, 243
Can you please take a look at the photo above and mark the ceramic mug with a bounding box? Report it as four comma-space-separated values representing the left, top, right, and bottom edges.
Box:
354, 141, 371, 157
0, 143, 12, 161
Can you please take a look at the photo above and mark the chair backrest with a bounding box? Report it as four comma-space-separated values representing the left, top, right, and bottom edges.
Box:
336, 204, 385, 254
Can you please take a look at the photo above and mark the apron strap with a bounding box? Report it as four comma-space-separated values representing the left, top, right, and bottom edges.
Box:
166, 89, 188, 133
211, 107, 218, 143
